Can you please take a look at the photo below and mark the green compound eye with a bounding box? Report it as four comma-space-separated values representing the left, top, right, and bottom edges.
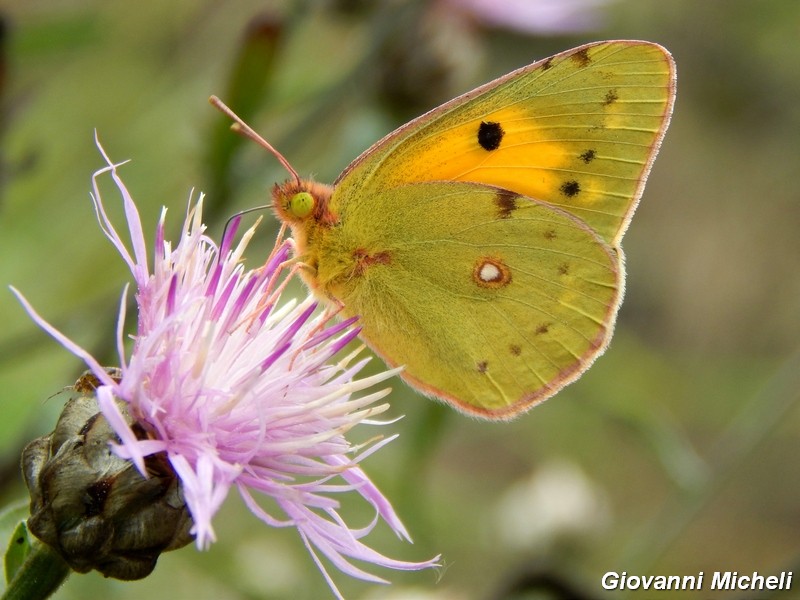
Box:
289, 192, 315, 218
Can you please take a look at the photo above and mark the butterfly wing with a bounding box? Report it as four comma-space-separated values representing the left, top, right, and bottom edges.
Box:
317, 182, 620, 418
334, 40, 675, 245
301, 40, 674, 417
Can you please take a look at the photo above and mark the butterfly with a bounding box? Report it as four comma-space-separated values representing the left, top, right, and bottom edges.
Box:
212, 40, 676, 420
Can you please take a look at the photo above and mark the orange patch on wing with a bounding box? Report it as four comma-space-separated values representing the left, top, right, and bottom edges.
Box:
351, 248, 392, 277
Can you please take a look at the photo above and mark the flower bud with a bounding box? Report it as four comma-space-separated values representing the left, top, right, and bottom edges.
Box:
21, 371, 194, 580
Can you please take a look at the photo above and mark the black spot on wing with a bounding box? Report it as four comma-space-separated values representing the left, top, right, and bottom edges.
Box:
477, 121, 504, 151
579, 149, 596, 163
571, 48, 591, 67
604, 89, 619, 105
494, 190, 519, 219
559, 180, 581, 198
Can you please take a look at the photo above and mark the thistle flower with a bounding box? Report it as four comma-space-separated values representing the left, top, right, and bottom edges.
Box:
442, 0, 615, 34
14, 138, 438, 597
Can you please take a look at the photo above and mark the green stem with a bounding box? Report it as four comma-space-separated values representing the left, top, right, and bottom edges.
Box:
2, 541, 70, 600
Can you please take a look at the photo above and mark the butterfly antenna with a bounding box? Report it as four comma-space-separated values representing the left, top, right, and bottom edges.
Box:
219, 204, 271, 257
209, 95, 302, 186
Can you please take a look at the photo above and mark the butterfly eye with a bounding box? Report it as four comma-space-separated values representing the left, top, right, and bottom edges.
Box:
289, 192, 315, 218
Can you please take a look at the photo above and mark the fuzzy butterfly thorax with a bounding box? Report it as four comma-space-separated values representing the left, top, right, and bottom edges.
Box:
271, 178, 352, 296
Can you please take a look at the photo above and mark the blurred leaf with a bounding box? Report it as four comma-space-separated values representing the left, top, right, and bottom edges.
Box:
0, 501, 29, 591
206, 11, 285, 218
4, 520, 31, 585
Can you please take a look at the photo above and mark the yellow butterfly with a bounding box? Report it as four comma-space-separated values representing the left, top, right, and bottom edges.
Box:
212, 40, 676, 420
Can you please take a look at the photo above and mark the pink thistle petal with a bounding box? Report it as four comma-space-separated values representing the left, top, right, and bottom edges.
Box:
445, 0, 614, 34
95, 385, 148, 474
10, 287, 119, 392
219, 214, 241, 257
93, 131, 149, 282
304, 316, 360, 350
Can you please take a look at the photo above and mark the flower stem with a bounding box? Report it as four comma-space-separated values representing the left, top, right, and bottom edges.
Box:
2, 540, 70, 600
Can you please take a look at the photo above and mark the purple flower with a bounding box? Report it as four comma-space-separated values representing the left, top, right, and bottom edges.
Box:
14, 137, 438, 597
442, 0, 615, 35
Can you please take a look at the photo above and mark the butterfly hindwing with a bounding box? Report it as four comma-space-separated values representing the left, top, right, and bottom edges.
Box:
319, 182, 620, 418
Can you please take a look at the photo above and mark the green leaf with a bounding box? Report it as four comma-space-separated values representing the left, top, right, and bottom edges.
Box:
4, 522, 31, 585
0, 501, 32, 592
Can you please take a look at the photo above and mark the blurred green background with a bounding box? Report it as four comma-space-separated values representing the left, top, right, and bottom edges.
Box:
1, 1, 799, 599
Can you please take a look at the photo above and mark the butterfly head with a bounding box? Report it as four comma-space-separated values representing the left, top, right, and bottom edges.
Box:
271, 179, 335, 226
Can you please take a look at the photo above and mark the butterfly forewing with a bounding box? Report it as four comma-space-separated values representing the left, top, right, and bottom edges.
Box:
335, 40, 675, 246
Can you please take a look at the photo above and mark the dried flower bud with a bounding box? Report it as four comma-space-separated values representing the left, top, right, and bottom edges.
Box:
21, 371, 194, 580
